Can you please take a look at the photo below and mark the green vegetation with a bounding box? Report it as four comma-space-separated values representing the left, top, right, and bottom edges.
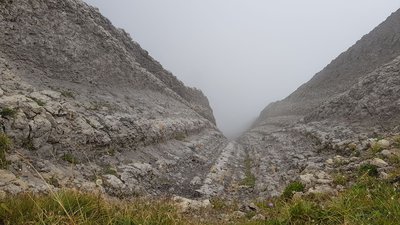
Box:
332, 173, 348, 186
61, 153, 79, 164
61, 91, 75, 99
0, 133, 12, 169
282, 181, 305, 199
0, 191, 189, 225
22, 138, 35, 151
102, 165, 118, 176
0, 108, 17, 118
370, 142, 383, 154
358, 164, 379, 177
175, 133, 187, 141
394, 135, 400, 148
2, 177, 400, 224
31, 97, 46, 106
347, 143, 357, 151
241, 155, 256, 188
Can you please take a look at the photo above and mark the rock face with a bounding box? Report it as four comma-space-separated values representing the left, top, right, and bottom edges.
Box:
0, 0, 234, 198
258, 8, 400, 123
240, 8, 400, 197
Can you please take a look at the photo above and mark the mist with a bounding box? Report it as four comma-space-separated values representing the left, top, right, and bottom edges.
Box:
84, 0, 400, 138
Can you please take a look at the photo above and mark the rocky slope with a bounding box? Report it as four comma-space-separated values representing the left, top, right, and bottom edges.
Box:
0, 0, 245, 199
240, 8, 400, 198
258, 8, 400, 122
1, 0, 400, 208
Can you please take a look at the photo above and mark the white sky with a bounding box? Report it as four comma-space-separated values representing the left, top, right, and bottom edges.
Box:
84, 0, 400, 138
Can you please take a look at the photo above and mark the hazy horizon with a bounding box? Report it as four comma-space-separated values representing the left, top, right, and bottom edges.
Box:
84, 0, 400, 138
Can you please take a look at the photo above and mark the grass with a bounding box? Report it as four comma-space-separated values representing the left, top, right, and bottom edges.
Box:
61, 153, 79, 164
0, 133, 12, 169
102, 165, 118, 176
22, 138, 35, 151
282, 181, 305, 199
370, 142, 383, 154
332, 173, 348, 186
1, 177, 400, 225
358, 164, 379, 177
394, 135, 400, 148
61, 91, 75, 99
241, 155, 256, 188
175, 133, 187, 141
0, 108, 17, 118
0, 190, 191, 225
31, 97, 46, 106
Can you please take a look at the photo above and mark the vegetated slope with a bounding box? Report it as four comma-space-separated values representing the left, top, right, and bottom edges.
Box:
258, 8, 400, 122
240, 8, 400, 199
0, 0, 237, 198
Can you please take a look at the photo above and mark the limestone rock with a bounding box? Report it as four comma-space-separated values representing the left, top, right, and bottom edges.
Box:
371, 158, 388, 168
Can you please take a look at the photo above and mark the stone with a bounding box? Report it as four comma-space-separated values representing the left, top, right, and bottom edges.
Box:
173, 196, 211, 212
300, 173, 315, 184
307, 185, 337, 195
0, 170, 17, 186
292, 191, 304, 200
40, 90, 61, 99
251, 214, 266, 221
0, 88, 3, 97
377, 139, 391, 149
371, 158, 388, 168
103, 174, 125, 190
190, 176, 202, 186
326, 158, 334, 165
231, 211, 246, 219
381, 150, 394, 158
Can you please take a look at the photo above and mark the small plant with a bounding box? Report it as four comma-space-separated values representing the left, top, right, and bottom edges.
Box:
348, 143, 357, 151
240, 156, 256, 187
370, 142, 382, 154
61, 153, 79, 164
175, 133, 187, 141
283, 181, 305, 199
0, 133, 12, 169
46, 176, 60, 188
61, 91, 75, 99
358, 164, 379, 177
107, 148, 116, 156
210, 197, 228, 210
102, 165, 118, 176
31, 97, 46, 106
0, 107, 17, 118
332, 173, 348, 186
393, 135, 400, 148
22, 138, 35, 151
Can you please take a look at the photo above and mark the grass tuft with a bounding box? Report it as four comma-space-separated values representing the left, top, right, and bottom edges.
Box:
0, 108, 17, 118
282, 181, 305, 199
358, 164, 379, 177
241, 155, 256, 188
0, 133, 12, 169
61, 153, 79, 164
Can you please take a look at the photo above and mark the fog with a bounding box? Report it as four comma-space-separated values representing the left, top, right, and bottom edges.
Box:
84, 0, 400, 138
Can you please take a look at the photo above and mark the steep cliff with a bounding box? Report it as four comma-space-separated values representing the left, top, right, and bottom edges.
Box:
0, 0, 228, 198
258, 8, 400, 123
241, 8, 400, 198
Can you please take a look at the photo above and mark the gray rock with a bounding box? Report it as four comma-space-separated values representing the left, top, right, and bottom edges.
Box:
371, 158, 389, 168
378, 139, 391, 149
